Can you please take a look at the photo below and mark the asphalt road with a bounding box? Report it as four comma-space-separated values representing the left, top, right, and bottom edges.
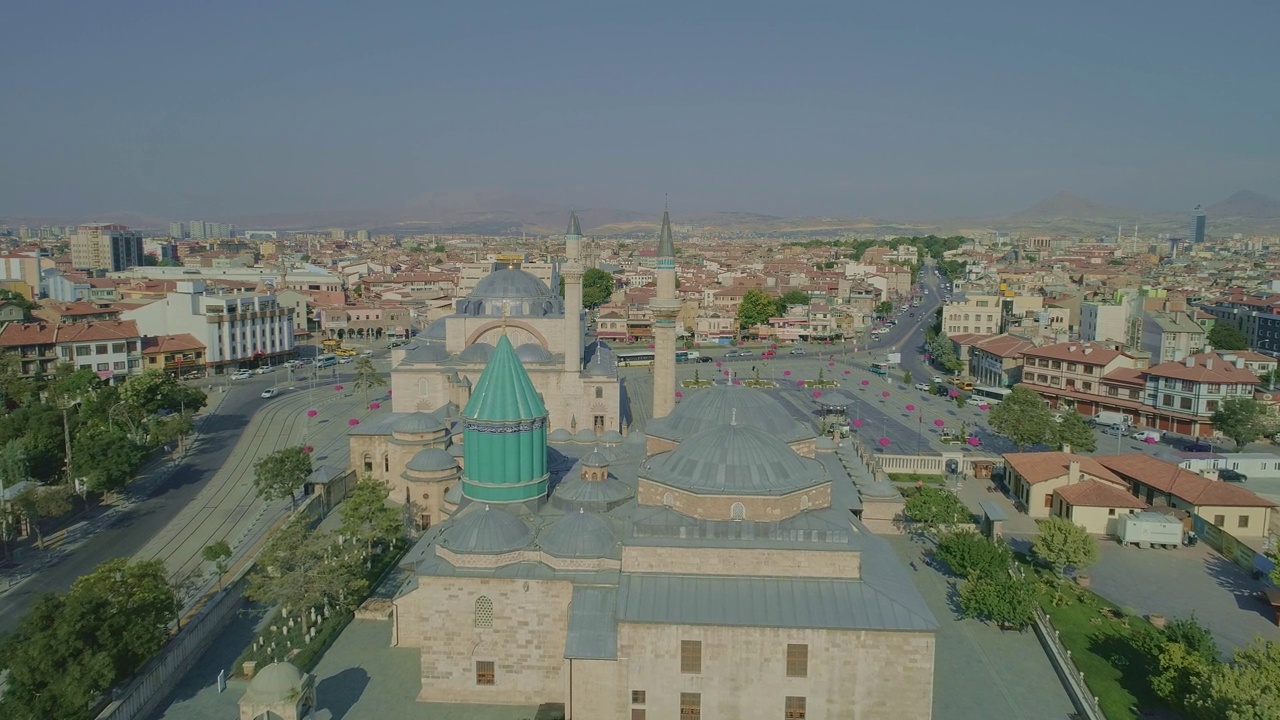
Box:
0, 351, 390, 637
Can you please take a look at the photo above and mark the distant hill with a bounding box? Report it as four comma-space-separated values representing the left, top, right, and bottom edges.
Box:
1206, 190, 1280, 220
1009, 191, 1138, 222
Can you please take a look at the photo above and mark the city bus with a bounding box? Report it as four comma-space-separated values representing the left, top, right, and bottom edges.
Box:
870, 361, 890, 375
970, 386, 1012, 405
315, 353, 338, 369
616, 350, 655, 367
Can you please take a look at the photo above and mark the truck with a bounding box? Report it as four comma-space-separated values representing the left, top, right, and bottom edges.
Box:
1116, 512, 1183, 549
1089, 411, 1132, 430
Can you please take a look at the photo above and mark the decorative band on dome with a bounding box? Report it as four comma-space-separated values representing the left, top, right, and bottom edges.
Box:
464, 417, 548, 433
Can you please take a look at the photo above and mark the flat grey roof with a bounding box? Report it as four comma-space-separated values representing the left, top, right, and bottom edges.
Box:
565, 586, 618, 660
979, 500, 1008, 522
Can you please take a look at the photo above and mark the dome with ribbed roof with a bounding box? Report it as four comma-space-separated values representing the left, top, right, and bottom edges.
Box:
406, 447, 458, 473
514, 343, 554, 364
244, 662, 306, 704
457, 269, 564, 318
394, 412, 446, 435
643, 422, 826, 496
439, 506, 533, 554
402, 343, 449, 363
647, 385, 815, 444
573, 429, 598, 444
598, 429, 624, 445
472, 269, 556, 301
582, 446, 609, 468
539, 510, 618, 558
584, 345, 618, 377
422, 318, 447, 341
458, 342, 494, 363
548, 428, 573, 443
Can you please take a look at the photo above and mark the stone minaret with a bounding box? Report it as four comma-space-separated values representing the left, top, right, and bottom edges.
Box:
562, 211, 584, 374
649, 209, 682, 419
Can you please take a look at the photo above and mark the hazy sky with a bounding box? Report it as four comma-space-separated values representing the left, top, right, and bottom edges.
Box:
3, 0, 1278, 221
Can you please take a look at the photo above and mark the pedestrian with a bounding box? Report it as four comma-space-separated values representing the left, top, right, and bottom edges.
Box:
910, 560, 918, 572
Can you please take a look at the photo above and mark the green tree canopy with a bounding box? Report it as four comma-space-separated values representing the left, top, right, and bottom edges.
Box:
933, 530, 1012, 580
203, 540, 232, 589
252, 446, 313, 509
1031, 516, 1099, 577
246, 518, 366, 634
582, 267, 615, 308
736, 289, 777, 331
927, 332, 963, 373
776, 290, 811, 315
339, 475, 405, 554
12, 483, 71, 549
351, 356, 387, 408
72, 423, 147, 494
0, 288, 36, 311
1052, 410, 1097, 453
874, 300, 894, 317
0, 405, 65, 481
903, 487, 971, 531
118, 369, 207, 421
988, 386, 1057, 450
1207, 323, 1249, 351
958, 571, 1038, 630
1212, 397, 1275, 451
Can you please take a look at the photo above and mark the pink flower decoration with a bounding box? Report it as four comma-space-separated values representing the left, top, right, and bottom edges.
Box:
843, 370, 851, 375
934, 419, 945, 427
878, 437, 891, 447
783, 370, 792, 377
979, 404, 990, 411
967, 436, 980, 446
881, 391, 891, 398
798, 381, 807, 387
860, 379, 869, 387
303, 445, 314, 453
388, 390, 392, 395
334, 385, 344, 391
716, 362, 723, 367
674, 391, 683, 398
949, 390, 959, 397
724, 370, 731, 376
369, 402, 381, 410
348, 418, 360, 426
306, 409, 318, 418
812, 390, 822, 398
905, 404, 915, 411
732, 379, 742, 385
853, 419, 864, 427
828, 362, 835, 367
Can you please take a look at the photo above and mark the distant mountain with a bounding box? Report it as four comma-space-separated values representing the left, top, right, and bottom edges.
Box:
1206, 190, 1280, 220
1010, 191, 1138, 222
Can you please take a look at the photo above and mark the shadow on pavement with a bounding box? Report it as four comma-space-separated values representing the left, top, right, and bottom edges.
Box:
1203, 553, 1272, 619
146, 598, 265, 717
317, 666, 370, 720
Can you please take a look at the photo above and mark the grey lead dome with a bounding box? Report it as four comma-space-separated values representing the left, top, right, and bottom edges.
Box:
643, 423, 826, 496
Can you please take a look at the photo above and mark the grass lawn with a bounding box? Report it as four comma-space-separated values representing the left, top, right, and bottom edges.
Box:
888, 472, 944, 485
1024, 566, 1165, 720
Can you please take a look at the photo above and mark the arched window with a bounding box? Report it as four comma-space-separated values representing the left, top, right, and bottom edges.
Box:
363, 454, 373, 473
383, 454, 390, 473
800, 495, 811, 510
730, 502, 746, 521
662, 492, 674, 507
595, 386, 603, 399
475, 596, 494, 628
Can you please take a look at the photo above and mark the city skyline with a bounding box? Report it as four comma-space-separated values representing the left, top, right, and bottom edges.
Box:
2, 1, 1278, 220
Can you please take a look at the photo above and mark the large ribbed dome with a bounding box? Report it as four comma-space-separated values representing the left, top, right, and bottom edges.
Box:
643, 423, 826, 496
471, 269, 556, 301
538, 510, 618, 558
458, 342, 494, 363
402, 343, 449, 363
406, 447, 457, 473
439, 506, 532, 554
647, 385, 815, 443
515, 343, 554, 364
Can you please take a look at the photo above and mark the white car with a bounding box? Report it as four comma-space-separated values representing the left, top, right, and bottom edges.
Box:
260, 387, 280, 399
255, 365, 275, 374
933, 375, 944, 384
360, 350, 374, 357
966, 397, 986, 406
913, 382, 931, 391
231, 370, 252, 380
338, 356, 354, 364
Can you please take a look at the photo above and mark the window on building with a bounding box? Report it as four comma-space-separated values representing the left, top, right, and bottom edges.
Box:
1182, 380, 1195, 392
76, 345, 91, 357
680, 640, 702, 674
383, 454, 390, 473
1050, 377, 1060, 386
1083, 365, 1095, 374
96, 362, 108, 371
475, 661, 495, 686
631, 711, 646, 720
1207, 383, 1221, 394
1067, 363, 1077, 371
786, 644, 808, 678
475, 596, 494, 628
785, 696, 807, 720
95, 344, 108, 355
680, 693, 701, 719
1051, 361, 1062, 369
631, 690, 646, 704
1239, 515, 1250, 529
363, 454, 373, 473
1214, 515, 1225, 527
1206, 400, 1218, 412
1108, 508, 1117, 516
1180, 397, 1192, 410
1107, 387, 1119, 397
111, 342, 126, 353
595, 386, 603, 399
1162, 395, 1174, 407
1082, 382, 1092, 392
730, 502, 746, 521
113, 361, 125, 371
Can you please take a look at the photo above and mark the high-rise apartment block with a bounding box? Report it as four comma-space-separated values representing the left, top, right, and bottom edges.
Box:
329, 228, 345, 243
169, 222, 185, 239
70, 223, 144, 272
1192, 205, 1206, 244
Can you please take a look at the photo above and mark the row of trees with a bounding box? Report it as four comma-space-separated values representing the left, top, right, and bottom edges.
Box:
0, 558, 179, 720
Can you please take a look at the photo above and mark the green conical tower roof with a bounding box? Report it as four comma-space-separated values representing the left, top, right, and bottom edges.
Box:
657, 209, 675, 258
463, 334, 548, 422
566, 210, 582, 237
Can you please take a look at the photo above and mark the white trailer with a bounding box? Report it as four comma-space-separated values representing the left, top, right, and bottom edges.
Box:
1117, 512, 1183, 549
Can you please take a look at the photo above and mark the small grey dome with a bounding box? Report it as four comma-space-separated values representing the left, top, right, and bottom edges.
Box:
422, 318, 447, 341
584, 345, 617, 377
582, 447, 609, 467
394, 412, 446, 435
443, 482, 462, 504
515, 343, 554, 363
403, 343, 449, 363
647, 384, 815, 444
548, 428, 573, 443
552, 468, 633, 510
644, 423, 826, 496
406, 447, 457, 473
458, 342, 494, 363
860, 480, 902, 500
245, 662, 305, 703
539, 510, 618, 558
598, 430, 624, 445
573, 429, 598, 444
439, 506, 532, 554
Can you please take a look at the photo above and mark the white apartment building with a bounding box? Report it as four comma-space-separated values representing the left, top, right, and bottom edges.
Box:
70, 223, 144, 272
1079, 301, 1129, 344
1143, 352, 1257, 422
122, 281, 295, 372
56, 320, 144, 383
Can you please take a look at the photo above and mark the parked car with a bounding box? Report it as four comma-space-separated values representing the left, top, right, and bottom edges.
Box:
1186, 441, 1213, 453
966, 397, 985, 407
738, 350, 754, 357
360, 350, 374, 357
1100, 424, 1126, 436
723, 351, 741, 358
1218, 468, 1248, 482
932, 375, 944, 384
231, 370, 252, 380
255, 365, 275, 374
789, 348, 807, 355
913, 382, 931, 391
260, 387, 280, 399
338, 356, 354, 364
388, 339, 408, 348
1131, 430, 1162, 443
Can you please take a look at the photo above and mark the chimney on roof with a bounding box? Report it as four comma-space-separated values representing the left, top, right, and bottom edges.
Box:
1083, 347, 1093, 355
1068, 460, 1081, 484
1068, 344, 1077, 352
1185, 355, 1195, 368
1235, 357, 1245, 369
1205, 357, 1213, 370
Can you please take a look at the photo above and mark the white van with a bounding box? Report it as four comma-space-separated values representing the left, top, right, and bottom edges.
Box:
1131, 430, 1162, 443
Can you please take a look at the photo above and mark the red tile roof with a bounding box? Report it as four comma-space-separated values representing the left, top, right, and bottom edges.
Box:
140, 333, 205, 354
53, 320, 140, 343
1095, 454, 1276, 508
1145, 353, 1259, 385
1002, 451, 1124, 485
973, 334, 1038, 358
1055, 479, 1148, 509
1021, 342, 1123, 364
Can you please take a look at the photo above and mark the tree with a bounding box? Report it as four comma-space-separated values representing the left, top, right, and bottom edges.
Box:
1207, 324, 1249, 351
776, 290, 810, 316
1184, 639, 1280, 719
252, 446, 313, 509
1031, 516, 1099, 578
13, 484, 72, 550
903, 487, 971, 532
339, 475, 404, 555
0, 405, 67, 481
68, 558, 179, 676
246, 518, 366, 634
958, 571, 1038, 630
582, 267, 615, 308
1052, 411, 1097, 453
117, 369, 207, 423
0, 288, 36, 311
1212, 397, 1275, 451
927, 332, 963, 373
150, 410, 195, 453
203, 540, 232, 590
988, 386, 1057, 450
903, 370, 913, 386
933, 530, 1012, 579
874, 300, 894, 317
1164, 614, 1220, 664
72, 423, 147, 495
351, 356, 387, 408
736, 289, 777, 332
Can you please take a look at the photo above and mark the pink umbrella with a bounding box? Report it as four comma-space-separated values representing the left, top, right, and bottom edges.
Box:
1144, 436, 1157, 444
716, 361, 723, 367
860, 379, 870, 387
732, 379, 742, 385
306, 409, 318, 418
828, 362, 836, 367
843, 370, 851, 375
334, 384, 344, 391
853, 419, 864, 427
369, 402, 381, 410
881, 391, 891, 399
387, 389, 392, 395
302, 445, 314, 454
812, 390, 823, 398
878, 437, 891, 447
674, 391, 683, 398
784, 370, 792, 377
723, 370, 731, 376
905, 404, 915, 411
949, 389, 959, 398
770, 343, 777, 349
967, 436, 981, 446
934, 419, 946, 427
798, 380, 807, 387
348, 418, 360, 426
979, 403, 990, 410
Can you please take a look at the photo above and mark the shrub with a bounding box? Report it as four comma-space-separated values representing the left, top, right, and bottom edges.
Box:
934, 530, 1012, 580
